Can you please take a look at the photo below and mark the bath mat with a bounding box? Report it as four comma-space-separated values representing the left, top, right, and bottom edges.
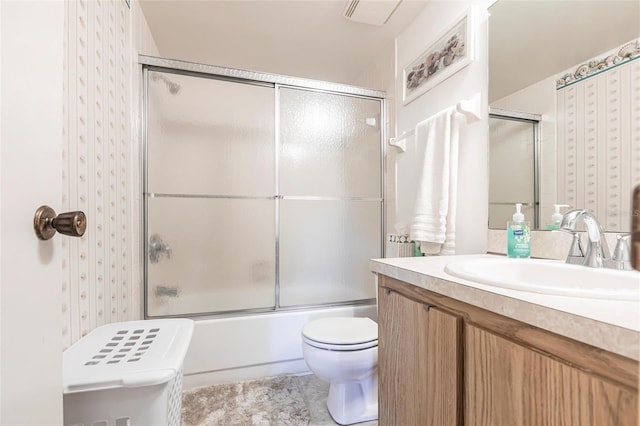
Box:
182, 375, 310, 426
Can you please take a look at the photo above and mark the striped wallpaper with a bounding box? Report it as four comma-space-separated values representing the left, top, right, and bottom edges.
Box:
62, 0, 140, 348
557, 58, 640, 231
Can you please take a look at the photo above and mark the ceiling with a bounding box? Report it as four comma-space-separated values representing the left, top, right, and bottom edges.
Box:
489, 1, 640, 102
139, 0, 640, 98
139, 0, 429, 87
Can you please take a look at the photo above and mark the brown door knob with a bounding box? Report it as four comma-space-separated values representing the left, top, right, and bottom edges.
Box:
34, 205, 87, 240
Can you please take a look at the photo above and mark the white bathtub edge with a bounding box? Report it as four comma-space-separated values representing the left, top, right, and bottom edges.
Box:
182, 304, 376, 387
183, 359, 310, 390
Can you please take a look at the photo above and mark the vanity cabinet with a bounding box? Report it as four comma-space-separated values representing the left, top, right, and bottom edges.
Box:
378, 274, 639, 426
378, 287, 462, 426
465, 324, 637, 425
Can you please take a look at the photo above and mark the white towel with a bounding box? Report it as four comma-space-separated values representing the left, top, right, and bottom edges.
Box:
409, 106, 460, 255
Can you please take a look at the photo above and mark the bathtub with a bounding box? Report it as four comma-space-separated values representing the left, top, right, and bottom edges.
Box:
180, 304, 378, 389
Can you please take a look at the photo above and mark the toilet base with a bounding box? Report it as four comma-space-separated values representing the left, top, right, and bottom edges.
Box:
326, 374, 378, 425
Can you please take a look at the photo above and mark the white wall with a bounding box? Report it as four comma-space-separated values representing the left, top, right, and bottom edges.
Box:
1, 1, 64, 422
133, 0, 159, 57
393, 1, 491, 254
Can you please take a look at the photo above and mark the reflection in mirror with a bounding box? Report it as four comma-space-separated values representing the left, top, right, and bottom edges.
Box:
488, 110, 540, 229
488, 1, 640, 232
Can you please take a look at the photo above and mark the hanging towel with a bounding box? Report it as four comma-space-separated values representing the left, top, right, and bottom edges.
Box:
409, 106, 460, 255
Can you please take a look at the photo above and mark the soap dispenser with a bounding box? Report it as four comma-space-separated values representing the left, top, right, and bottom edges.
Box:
546, 204, 569, 230
507, 203, 531, 258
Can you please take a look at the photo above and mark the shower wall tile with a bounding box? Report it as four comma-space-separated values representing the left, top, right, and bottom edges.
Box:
62, 0, 139, 349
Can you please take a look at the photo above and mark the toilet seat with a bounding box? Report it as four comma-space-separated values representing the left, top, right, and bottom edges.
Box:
302, 335, 377, 351
302, 317, 377, 351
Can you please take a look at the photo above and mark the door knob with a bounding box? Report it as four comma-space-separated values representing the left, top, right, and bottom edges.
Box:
33, 205, 87, 240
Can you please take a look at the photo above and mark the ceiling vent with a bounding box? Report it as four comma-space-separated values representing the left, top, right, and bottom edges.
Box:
343, 0, 402, 26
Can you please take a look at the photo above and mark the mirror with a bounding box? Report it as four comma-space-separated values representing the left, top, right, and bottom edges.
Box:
488, 1, 639, 232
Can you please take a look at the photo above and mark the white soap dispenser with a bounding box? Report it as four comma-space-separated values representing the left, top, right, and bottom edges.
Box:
547, 204, 569, 230
507, 203, 531, 258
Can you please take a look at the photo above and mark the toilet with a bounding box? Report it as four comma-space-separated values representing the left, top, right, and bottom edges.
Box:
301, 317, 378, 425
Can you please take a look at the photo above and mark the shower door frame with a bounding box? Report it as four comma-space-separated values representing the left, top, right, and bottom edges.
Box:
488, 107, 541, 229
140, 55, 386, 318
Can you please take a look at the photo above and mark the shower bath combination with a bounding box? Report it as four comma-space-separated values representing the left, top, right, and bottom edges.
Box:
141, 55, 385, 320
141, 56, 385, 383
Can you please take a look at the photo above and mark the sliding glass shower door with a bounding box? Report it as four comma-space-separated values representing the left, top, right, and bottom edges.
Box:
146, 71, 277, 316
278, 88, 382, 306
144, 63, 383, 318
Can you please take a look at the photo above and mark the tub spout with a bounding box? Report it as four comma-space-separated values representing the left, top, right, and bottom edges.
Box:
155, 285, 179, 297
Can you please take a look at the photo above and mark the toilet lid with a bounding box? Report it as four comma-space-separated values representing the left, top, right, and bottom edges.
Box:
302, 317, 377, 346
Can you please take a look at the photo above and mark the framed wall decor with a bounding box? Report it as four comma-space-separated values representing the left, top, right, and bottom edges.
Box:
402, 9, 474, 105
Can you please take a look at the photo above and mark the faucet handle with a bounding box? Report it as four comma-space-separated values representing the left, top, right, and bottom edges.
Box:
149, 234, 172, 263
565, 232, 585, 264
612, 234, 631, 261
604, 234, 632, 270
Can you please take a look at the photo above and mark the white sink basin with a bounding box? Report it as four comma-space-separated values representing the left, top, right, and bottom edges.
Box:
444, 257, 640, 300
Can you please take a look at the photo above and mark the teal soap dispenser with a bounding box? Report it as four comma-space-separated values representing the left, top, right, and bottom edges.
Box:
507, 203, 531, 258
546, 204, 569, 230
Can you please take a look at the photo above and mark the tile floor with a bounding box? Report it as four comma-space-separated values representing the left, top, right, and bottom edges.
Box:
296, 374, 378, 426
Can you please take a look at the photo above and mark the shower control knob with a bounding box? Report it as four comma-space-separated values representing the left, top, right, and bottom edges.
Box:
34, 205, 87, 240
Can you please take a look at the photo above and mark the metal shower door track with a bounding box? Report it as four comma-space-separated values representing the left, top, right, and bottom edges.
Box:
139, 55, 385, 98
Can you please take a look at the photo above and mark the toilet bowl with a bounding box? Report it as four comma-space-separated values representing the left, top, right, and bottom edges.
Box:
301, 317, 378, 425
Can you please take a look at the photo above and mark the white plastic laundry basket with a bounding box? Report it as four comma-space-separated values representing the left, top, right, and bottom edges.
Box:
63, 319, 194, 426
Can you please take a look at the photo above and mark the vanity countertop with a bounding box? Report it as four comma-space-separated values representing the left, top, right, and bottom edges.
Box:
370, 254, 640, 361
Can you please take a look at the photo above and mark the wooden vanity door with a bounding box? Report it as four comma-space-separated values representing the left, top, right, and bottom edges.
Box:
378, 286, 463, 426
465, 324, 638, 426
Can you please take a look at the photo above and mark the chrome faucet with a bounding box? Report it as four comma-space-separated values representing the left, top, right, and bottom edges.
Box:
559, 209, 611, 267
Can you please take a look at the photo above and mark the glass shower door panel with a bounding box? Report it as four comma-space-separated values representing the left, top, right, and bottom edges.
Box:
146, 197, 275, 317
279, 88, 381, 198
489, 117, 536, 228
279, 200, 381, 307
147, 71, 275, 197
